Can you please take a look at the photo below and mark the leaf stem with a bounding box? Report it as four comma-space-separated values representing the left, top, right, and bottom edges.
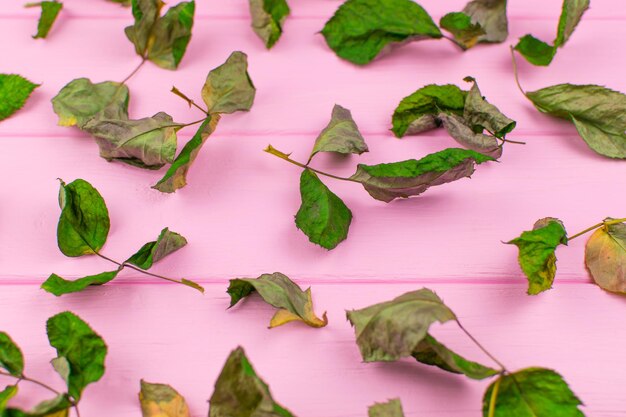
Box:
455, 318, 508, 372
264, 145, 360, 183
487, 375, 502, 417
510, 46, 527, 97
499, 137, 526, 145
120, 58, 147, 85
568, 217, 626, 241
171, 86, 209, 115
0, 370, 75, 404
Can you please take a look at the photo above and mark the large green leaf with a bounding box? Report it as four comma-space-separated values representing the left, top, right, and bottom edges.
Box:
249, 0, 290, 49
227, 272, 327, 328
27, 1, 63, 39
82, 112, 179, 169
0, 74, 39, 122
125, 228, 188, 269
507, 218, 568, 295
42, 270, 121, 296
482, 368, 584, 416
295, 169, 352, 250
350, 148, 493, 203
368, 399, 404, 417
201, 52, 256, 114
56, 179, 110, 257
46, 312, 107, 401
0, 333, 24, 377
346, 289, 456, 362
52, 78, 129, 128
308, 104, 368, 163
525, 84, 626, 159
321, 0, 442, 65
515, 0, 589, 66
139, 380, 190, 417
125, 0, 196, 69
208, 347, 295, 417
585, 219, 626, 293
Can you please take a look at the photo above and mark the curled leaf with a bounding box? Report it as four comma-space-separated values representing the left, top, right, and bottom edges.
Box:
321, 0, 442, 65
350, 148, 494, 203
0, 74, 39, 122
308, 104, 368, 163
4, 394, 72, 417
295, 169, 352, 250
57, 179, 110, 257
368, 399, 405, 417
249, 0, 290, 49
463, 77, 515, 138
202, 52, 256, 114
346, 289, 456, 362
227, 272, 327, 328
26, 1, 63, 39
0, 333, 24, 377
440, 12, 486, 50
42, 270, 121, 296
439, 113, 502, 158
585, 219, 626, 293
209, 347, 295, 417
125, 228, 188, 270
507, 218, 568, 295
139, 380, 190, 417
461, 0, 508, 44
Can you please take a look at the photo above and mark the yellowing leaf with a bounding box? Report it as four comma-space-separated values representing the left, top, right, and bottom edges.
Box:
585, 219, 626, 293
139, 380, 190, 417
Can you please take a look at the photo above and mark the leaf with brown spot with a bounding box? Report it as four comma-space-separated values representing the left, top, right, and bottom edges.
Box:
585, 219, 626, 293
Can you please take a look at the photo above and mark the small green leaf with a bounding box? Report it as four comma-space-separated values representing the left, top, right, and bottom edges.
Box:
152, 115, 221, 193
585, 219, 626, 293
201, 52, 256, 114
391, 84, 466, 137
295, 169, 352, 250
346, 289, 456, 362
26, 1, 63, 39
139, 380, 190, 417
46, 312, 107, 401
82, 112, 179, 169
0, 333, 24, 377
350, 148, 494, 203
321, 0, 442, 65
227, 272, 328, 328
4, 394, 72, 417
525, 84, 626, 159
0, 74, 39, 122
108, 0, 131, 5
515, 0, 589, 66
412, 334, 499, 380
52, 78, 129, 128
0, 385, 18, 412
368, 399, 404, 417
461, 0, 508, 44
125, 228, 188, 270
249, 0, 290, 49
42, 270, 120, 296
507, 218, 568, 295
308, 104, 368, 163
482, 368, 584, 417
209, 347, 295, 417
57, 179, 110, 257
125, 0, 196, 69
440, 12, 485, 50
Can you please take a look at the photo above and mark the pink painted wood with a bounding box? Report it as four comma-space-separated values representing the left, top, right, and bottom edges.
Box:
1, 0, 625, 416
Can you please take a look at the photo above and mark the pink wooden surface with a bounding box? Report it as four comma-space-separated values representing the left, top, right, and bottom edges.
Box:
1, 0, 626, 416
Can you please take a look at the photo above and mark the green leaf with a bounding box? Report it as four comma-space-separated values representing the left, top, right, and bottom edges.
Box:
440, 12, 486, 50
482, 368, 584, 417
0, 385, 18, 412
461, 0, 508, 44
152, 115, 221, 193
321, 0, 442, 65
139, 380, 190, 417
346, 289, 456, 362
295, 169, 352, 250
227, 272, 328, 328
201, 51, 256, 114
412, 334, 499, 380
525, 84, 626, 159
52, 78, 129, 128
585, 219, 626, 293
308, 104, 368, 164
46, 312, 107, 401
209, 347, 295, 417
56, 179, 110, 257
125, 0, 196, 69
391, 84, 466, 138
515, 0, 589, 66
368, 399, 404, 417
463, 77, 516, 139
350, 148, 494, 203
41, 270, 120, 296
0, 333, 24, 377
249, 0, 290, 49
26, 1, 63, 39
4, 395, 72, 417
82, 112, 179, 169
0, 74, 39, 122
125, 228, 188, 269
507, 218, 568, 295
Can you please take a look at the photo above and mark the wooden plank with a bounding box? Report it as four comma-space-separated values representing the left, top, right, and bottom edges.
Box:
0, 283, 623, 416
